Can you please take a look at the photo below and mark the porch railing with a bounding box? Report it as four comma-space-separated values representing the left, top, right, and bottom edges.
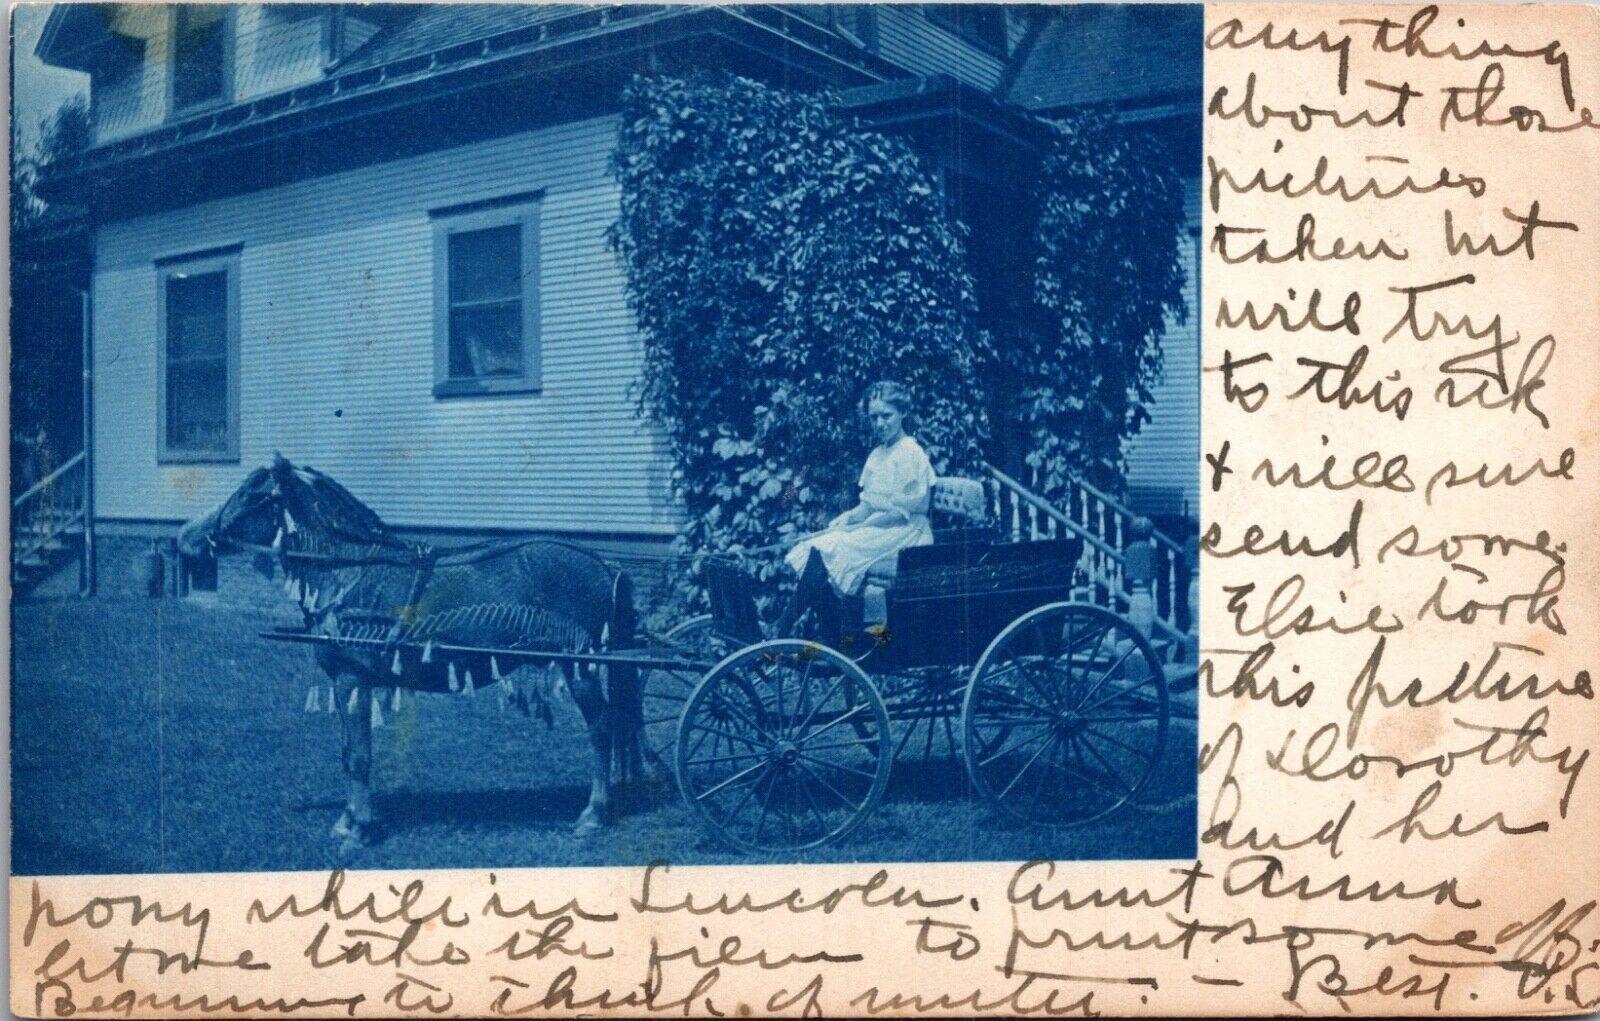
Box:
12, 450, 89, 595
982, 461, 1192, 648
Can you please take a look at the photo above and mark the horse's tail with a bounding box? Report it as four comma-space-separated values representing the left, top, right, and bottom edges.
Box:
606, 569, 644, 781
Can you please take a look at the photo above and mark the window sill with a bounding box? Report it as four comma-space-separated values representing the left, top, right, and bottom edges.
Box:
433, 379, 541, 400
158, 451, 241, 465
169, 97, 231, 122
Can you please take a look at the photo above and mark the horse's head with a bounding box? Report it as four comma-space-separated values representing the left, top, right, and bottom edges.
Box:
178, 454, 393, 563
176, 453, 302, 558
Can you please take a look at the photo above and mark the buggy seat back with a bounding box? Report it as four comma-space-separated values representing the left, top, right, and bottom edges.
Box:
862, 475, 993, 619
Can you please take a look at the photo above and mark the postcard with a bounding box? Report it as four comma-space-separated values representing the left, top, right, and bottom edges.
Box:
8, 2, 1598, 1016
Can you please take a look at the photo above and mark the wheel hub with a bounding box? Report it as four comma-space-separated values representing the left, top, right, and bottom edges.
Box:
771, 739, 800, 766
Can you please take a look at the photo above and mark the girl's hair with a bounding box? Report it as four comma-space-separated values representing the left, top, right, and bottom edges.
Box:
862, 380, 916, 431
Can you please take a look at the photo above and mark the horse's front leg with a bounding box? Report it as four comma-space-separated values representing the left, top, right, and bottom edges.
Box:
331, 671, 378, 850
566, 664, 612, 837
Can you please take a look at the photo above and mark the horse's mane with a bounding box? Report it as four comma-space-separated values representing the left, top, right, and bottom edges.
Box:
282, 462, 394, 545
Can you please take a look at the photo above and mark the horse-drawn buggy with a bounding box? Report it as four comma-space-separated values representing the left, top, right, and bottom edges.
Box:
637, 476, 1180, 852
183, 457, 1186, 854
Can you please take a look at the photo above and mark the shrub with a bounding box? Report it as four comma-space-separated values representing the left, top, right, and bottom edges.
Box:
1011, 112, 1189, 499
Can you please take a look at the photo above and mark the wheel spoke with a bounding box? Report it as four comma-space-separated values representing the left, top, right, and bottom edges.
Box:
892, 716, 920, 760
797, 736, 884, 754
940, 712, 958, 761
1019, 661, 1067, 711
768, 658, 787, 725
796, 701, 868, 745
687, 721, 768, 752
694, 758, 770, 802
787, 658, 816, 736
996, 735, 1055, 802
752, 768, 779, 842
1079, 725, 1157, 763
1065, 622, 1113, 660
1073, 643, 1140, 708
795, 759, 857, 810
971, 714, 1055, 727
978, 726, 1051, 769
1024, 735, 1061, 818
705, 685, 772, 739
717, 762, 771, 826
1061, 736, 1130, 800
798, 752, 877, 781
685, 748, 770, 768
1076, 673, 1157, 715
1074, 731, 1136, 797
686, 718, 717, 762
793, 670, 848, 735
795, 768, 831, 835
973, 674, 1055, 715
1077, 713, 1163, 723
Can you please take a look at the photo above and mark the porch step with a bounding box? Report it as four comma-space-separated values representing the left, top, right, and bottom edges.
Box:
11, 533, 83, 598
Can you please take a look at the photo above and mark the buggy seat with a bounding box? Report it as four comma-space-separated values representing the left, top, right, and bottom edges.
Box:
861, 476, 991, 622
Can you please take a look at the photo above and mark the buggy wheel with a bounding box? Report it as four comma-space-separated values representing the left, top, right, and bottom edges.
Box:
640, 615, 729, 770
962, 603, 1169, 827
676, 640, 892, 853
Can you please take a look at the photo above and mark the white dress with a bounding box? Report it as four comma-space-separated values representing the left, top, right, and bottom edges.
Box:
786, 435, 935, 595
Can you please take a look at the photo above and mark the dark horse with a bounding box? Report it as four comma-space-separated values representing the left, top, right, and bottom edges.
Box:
177, 455, 642, 850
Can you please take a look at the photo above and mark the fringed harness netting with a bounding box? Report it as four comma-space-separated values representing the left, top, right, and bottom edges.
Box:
273, 467, 631, 724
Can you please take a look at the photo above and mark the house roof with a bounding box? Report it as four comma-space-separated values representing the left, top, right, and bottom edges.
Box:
339, 4, 591, 72
1004, 4, 1201, 113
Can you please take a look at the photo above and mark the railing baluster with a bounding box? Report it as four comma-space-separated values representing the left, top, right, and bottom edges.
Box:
1171, 550, 1184, 624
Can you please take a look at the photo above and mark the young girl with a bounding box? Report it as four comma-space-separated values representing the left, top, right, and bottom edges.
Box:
775, 381, 935, 637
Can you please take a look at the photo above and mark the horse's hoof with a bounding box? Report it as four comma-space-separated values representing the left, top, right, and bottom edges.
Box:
572, 811, 605, 839
332, 812, 382, 849
331, 809, 355, 840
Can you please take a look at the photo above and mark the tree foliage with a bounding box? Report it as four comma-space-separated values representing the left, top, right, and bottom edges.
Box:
609, 78, 1190, 600
609, 75, 991, 581
12, 95, 89, 239
1012, 112, 1188, 499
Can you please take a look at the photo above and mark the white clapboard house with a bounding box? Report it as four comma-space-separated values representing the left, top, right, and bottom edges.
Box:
28, 3, 1201, 628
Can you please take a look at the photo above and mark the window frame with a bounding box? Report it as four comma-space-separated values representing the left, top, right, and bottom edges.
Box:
922, 5, 1009, 59
156, 246, 242, 464
167, 5, 235, 119
431, 193, 543, 399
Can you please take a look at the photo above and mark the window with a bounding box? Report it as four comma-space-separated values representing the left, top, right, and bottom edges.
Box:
432, 194, 542, 397
924, 5, 1008, 57
171, 5, 231, 114
157, 248, 240, 461
789, 7, 876, 48
836, 6, 877, 47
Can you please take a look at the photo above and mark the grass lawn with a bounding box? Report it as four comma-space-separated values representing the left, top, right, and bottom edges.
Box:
12, 597, 1195, 874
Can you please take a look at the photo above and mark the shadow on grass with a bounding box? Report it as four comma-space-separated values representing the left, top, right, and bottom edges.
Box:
371, 783, 596, 833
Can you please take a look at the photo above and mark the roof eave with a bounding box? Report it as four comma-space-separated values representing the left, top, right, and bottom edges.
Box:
39, 3, 899, 201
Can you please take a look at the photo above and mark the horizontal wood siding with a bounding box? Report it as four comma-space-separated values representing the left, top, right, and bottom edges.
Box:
92, 114, 678, 536
871, 7, 1003, 91
93, 6, 331, 143
93, 6, 170, 144
1124, 179, 1201, 518
340, 12, 382, 59
235, 7, 326, 100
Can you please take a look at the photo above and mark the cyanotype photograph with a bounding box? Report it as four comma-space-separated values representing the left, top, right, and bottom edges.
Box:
12, 3, 1201, 874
